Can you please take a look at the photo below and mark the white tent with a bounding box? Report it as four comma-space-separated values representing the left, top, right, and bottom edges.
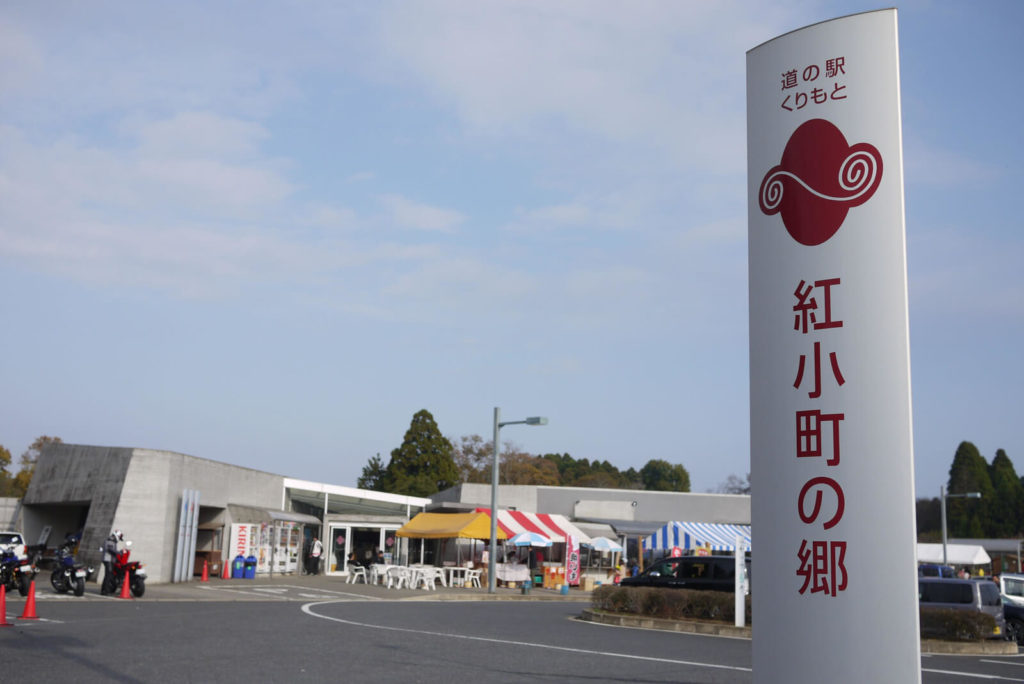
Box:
916, 543, 991, 566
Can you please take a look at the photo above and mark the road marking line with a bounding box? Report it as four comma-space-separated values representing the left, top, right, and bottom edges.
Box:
922, 668, 1024, 681
301, 601, 751, 673
983, 659, 1024, 667
198, 585, 381, 601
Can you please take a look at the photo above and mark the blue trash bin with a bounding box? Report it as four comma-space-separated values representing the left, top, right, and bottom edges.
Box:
244, 555, 257, 579
231, 555, 246, 579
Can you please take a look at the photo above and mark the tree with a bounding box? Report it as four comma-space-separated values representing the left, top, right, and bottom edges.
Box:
988, 449, 1023, 537
379, 410, 459, 498
717, 472, 751, 495
499, 451, 561, 486
0, 445, 15, 497
639, 459, 691, 492
538, 452, 637, 489
916, 497, 941, 541
946, 441, 993, 537
357, 453, 387, 491
451, 434, 492, 484
11, 435, 62, 498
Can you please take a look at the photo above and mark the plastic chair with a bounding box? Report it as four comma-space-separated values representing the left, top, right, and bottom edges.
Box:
412, 567, 436, 590
348, 566, 367, 584
464, 568, 482, 588
432, 567, 447, 588
386, 566, 408, 589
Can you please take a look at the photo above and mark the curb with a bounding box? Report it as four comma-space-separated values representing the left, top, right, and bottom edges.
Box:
404, 591, 590, 602
581, 610, 1020, 655
580, 609, 751, 638
920, 638, 1018, 655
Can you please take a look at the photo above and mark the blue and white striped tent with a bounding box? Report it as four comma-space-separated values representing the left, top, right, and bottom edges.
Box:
641, 521, 752, 552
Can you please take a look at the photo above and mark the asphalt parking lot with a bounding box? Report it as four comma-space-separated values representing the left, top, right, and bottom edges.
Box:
2, 571, 591, 611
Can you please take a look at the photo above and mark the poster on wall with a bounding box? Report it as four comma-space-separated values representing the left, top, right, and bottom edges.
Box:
747, 9, 919, 683
257, 523, 271, 573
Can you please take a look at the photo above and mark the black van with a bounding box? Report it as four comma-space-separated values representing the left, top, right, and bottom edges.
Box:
620, 555, 749, 592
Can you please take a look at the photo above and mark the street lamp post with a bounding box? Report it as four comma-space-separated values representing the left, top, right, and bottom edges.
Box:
940, 484, 981, 567
489, 407, 547, 594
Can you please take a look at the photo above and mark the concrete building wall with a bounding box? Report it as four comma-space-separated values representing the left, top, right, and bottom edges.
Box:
447, 483, 539, 513
23, 444, 135, 572
116, 449, 283, 582
23, 444, 286, 583
0, 498, 21, 531
537, 487, 751, 525
432, 483, 751, 526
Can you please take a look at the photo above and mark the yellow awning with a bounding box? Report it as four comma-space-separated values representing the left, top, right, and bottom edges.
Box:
396, 512, 507, 540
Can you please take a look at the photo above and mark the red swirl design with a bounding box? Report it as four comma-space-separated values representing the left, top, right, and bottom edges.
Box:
758, 119, 883, 246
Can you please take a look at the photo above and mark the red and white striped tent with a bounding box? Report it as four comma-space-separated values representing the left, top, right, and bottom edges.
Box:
475, 508, 591, 544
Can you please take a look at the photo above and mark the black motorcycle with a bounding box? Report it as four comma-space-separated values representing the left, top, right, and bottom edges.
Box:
0, 549, 35, 596
50, 539, 94, 596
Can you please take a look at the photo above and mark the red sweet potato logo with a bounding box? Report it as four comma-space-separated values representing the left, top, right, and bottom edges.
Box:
758, 119, 883, 246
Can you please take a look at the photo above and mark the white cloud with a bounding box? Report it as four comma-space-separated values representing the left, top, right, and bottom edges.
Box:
379, 194, 465, 232
904, 134, 1001, 187
564, 265, 649, 299
374, 1, 801, 175
127, 112, 270, 158
304, 204, 360, 231
383, 256, 537, 306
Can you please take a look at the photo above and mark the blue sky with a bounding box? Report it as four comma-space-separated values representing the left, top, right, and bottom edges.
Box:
1, 1, 1020, 500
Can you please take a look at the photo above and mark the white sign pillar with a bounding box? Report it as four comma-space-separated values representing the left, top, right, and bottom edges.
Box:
747, 10, 920, 682
734, 537, 745, 628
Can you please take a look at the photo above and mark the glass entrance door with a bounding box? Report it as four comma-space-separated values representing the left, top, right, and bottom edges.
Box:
328, 525, 349, 575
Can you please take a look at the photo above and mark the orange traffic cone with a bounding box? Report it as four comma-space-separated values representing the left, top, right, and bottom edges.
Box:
221, 558, 230, 580
200, 560, 209, 582
0, 585, 11, 626
18, 579, 39, 620
119, 570, 132, 599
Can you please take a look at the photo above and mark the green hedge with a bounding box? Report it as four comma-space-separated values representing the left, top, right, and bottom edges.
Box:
591, 585, 751, 624
591, 587, 1001, 642
919, 608, 999, 641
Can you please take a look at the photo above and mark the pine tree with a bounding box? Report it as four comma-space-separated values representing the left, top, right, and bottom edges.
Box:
381, 409, 459, 497
946, 441, 993, 537
989, 449, 1023, 537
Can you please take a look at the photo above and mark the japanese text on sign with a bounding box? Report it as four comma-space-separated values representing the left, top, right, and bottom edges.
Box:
780, 57, 847, 111
793, 277, 848, 596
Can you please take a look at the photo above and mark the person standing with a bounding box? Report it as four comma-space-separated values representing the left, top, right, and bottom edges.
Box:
309, 536, 323, 575
101, 529, 123, 595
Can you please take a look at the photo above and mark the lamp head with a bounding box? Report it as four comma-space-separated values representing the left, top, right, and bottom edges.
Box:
525, 417, 548, 425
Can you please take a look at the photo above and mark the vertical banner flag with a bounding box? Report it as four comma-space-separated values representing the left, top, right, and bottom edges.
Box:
747, 10, 920, 683
566, 535, 580, 586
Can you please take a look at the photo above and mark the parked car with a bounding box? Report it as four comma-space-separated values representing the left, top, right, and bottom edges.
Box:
0, 531, 27, 561
918, 577, 1006, 639
918, 563, 955, 578
997, 573, 1024, 606
621, 555, 749, 592
994, 573, 1024, 644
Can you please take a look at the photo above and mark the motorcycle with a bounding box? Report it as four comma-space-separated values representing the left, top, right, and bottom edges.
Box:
50, 537, 95, 597
0, 549, 36, 596
103, 541, 146, 598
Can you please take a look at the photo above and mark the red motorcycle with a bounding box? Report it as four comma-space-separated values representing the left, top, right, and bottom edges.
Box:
103, 541, 146, 597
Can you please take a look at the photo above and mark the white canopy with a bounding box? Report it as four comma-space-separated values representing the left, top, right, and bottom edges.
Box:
916, 543, 991, 566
